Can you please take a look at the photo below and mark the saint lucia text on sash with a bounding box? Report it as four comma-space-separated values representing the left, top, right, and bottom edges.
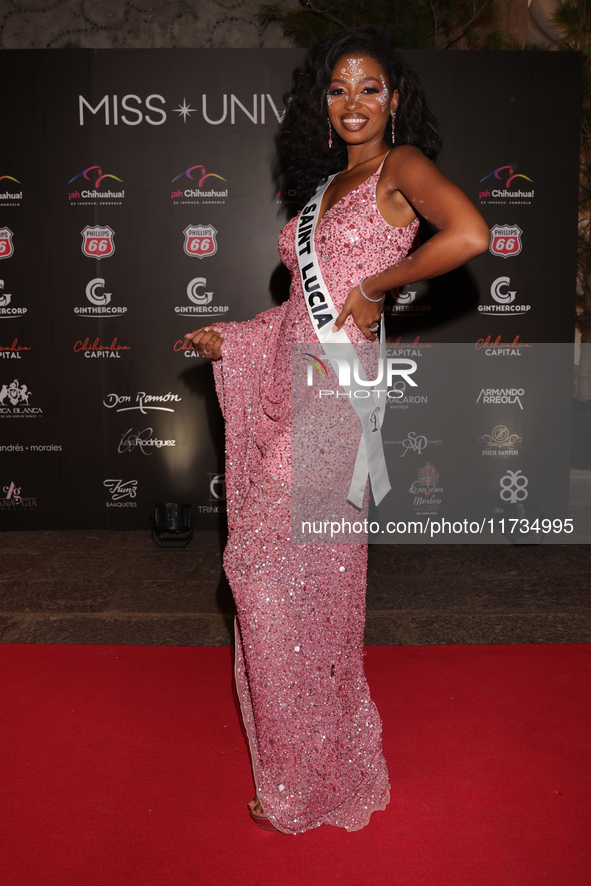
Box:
296, 175, 391, 508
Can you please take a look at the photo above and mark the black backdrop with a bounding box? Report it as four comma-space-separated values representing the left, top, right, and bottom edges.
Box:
0, 49, 580, 529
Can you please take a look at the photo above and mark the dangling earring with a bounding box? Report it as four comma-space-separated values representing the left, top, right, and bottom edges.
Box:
328, 120, 333, 150
391, 110, 397, 145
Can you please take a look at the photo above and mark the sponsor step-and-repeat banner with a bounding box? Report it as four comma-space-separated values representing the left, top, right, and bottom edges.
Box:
0, 49, 580, 529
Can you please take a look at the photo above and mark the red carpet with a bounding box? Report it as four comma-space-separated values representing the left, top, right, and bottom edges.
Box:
0, 643, 589, 886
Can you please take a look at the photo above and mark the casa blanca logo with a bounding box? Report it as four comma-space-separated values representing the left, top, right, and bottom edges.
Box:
500, 469, 528, 502
0, 378, 30, 405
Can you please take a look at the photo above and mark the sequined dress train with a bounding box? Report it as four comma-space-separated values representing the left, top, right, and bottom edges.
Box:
212, 169, 418, 834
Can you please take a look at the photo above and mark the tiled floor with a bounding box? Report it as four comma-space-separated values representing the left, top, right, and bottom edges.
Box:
1, 526, 590, 645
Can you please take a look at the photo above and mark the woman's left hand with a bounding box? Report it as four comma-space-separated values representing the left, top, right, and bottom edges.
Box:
332, 279, 385, 341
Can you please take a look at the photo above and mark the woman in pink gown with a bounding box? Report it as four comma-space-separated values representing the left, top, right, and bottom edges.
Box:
187, 27, 489, 834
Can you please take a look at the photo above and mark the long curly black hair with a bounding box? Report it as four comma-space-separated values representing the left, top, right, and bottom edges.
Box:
280, 26, 442, 199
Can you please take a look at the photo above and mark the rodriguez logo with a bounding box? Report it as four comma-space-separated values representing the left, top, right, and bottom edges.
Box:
104, 478, 138, 507
0, 378, 42, 418
183, 225, 217, 258
175, 277, 230, 315
171, 165, 227, 205
81, 226, 115, 260
478, 276, 531, 315
489, 225, 522, 258
0, 227, 14, 260
117, 428, 176, 454
69, 166, 124, 204
74, 278, 127, 315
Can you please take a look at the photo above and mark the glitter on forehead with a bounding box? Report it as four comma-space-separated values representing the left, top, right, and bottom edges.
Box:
340, 57, 366, 84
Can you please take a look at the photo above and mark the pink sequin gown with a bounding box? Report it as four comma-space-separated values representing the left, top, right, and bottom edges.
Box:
213, 169, 418, 834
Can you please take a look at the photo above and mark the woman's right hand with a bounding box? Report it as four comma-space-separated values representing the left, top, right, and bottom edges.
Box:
184, 325, 224, 360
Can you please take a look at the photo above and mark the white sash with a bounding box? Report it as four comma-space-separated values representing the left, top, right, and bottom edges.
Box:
296, 175, 391, 507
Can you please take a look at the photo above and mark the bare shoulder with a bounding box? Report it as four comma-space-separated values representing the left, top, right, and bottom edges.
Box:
383, 145, 438, 182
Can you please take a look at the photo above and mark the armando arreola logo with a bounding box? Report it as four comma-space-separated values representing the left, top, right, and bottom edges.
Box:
175, 277, 229, 316
478, 276, 530, 315
477, 387, 524, 409
75, 278, 127, 316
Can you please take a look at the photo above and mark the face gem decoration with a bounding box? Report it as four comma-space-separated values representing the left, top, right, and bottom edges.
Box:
326, 91, 335, 106
377, 75, 389, 111
341, 58, 365, 83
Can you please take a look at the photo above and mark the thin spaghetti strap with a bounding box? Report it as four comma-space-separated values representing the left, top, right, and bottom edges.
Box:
375, 151, 392, 176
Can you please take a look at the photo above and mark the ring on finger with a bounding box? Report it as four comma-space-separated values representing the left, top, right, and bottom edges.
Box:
203, 349, 212, 355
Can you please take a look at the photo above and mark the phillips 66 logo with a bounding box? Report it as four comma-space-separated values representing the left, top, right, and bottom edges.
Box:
81, 225, 115, 259
183, 224, 217, 258
0, 228, 14, 260
489, 224, 522, 258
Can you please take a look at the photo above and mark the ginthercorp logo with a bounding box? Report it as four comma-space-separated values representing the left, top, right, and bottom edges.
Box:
477, 387, 524, 409
68, 165, 124, 204
103, 391, 182, 413
171, 165, 227, 204
183, 225, 217, 258
304, 354, 418, 398
387, 431, 442, 457
81, 226, 115, 259
1, 481, 37, 509
0, 227, 14, 260
196, 472, 226, 514
480, 425, 521, 456
74, 278, 127, 316
0, 175, 22, 206
500, 469, 528, 502
0, 279, 26, 317
0, 378, 42, 418
478, 276, 531, 315
103, 478, 138, 507
386, 287, 431, 315
175, 277, 230, 315
409, 463, 442, 514
479, 165, 534, 204
489, 225, 522, 258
